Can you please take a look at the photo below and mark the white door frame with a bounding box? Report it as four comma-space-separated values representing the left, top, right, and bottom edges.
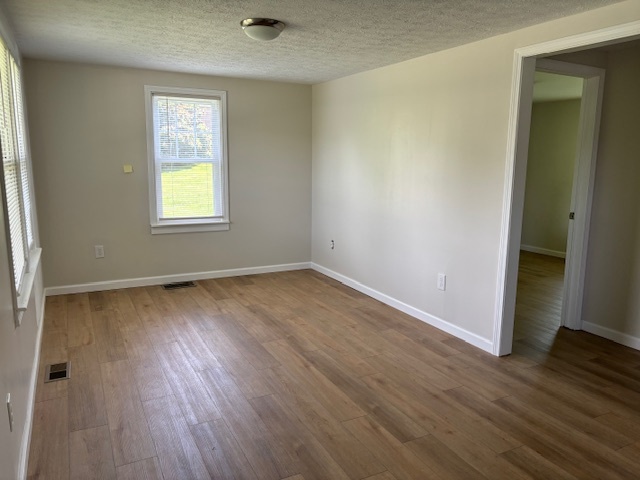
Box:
536, 58, 605, 331
493, 21, 640, 356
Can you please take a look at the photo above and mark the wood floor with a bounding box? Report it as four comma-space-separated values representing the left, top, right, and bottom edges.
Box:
513, 250, 566, 345
27, 260, 640, 479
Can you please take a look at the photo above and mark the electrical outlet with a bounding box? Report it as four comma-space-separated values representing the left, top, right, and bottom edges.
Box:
437, 273, 446, 291
6, 393, 13, 432
94, 245, 105, 259
330, 240, 335, 250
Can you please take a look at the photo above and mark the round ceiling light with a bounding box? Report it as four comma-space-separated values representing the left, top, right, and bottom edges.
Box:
241, 18, 285, 41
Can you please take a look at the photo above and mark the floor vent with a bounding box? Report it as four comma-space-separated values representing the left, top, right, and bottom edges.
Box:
45, 362, 70, 383
162, 280, 197, 290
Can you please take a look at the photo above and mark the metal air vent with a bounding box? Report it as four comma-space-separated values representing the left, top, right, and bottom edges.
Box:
162, 281, 197, 290
45, 362, 70, 382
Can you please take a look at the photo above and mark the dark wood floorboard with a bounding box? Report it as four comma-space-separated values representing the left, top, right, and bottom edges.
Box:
27, 258, 640, 479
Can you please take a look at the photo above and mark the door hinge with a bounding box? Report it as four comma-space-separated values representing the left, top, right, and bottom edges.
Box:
569, 212, 575, 220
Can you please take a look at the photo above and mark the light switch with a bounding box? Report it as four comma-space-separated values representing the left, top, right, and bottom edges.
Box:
123, 164, 133, 173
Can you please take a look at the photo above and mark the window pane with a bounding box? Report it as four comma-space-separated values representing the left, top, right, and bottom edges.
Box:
154, 95, 220, 161
196, 103, 213, 158
156, 98, 175, 158
159, 162, 215, 219
152, 91, 225, 224
176, 101, 195, 159
0, 40, 26, 289
11, 59, 32, 248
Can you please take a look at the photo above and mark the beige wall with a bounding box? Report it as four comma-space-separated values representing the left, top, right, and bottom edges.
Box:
0, 254, 42, 480
312, 1, 640, 343
0, 5, 44, 479
521, 99, 581, 255
25, 61, 312, 288
582, 44, 640, 338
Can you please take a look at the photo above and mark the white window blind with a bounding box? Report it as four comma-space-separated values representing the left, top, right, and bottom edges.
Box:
11, 58, 32, 249
0, 38, 28, 291
145, 86, 229, 234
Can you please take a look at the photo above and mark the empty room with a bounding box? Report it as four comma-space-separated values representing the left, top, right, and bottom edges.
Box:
1, 1, 640, 479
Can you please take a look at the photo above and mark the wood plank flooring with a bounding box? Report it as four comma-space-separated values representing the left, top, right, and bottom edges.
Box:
513, 250, 566, 346
27, 260, 640, 479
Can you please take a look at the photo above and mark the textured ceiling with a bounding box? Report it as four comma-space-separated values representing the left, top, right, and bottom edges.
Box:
1, 0, 624, 84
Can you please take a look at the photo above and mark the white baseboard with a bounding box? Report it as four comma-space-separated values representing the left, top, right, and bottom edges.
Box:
310, 263, 493, 354
582, 321, 640, 351
520, 244, 566, 258
45, 262, 312, 296
18, 294, 46, 480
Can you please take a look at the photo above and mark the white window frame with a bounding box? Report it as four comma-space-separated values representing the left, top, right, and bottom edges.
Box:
144, 85, 230, 234
0, 35, 40, 327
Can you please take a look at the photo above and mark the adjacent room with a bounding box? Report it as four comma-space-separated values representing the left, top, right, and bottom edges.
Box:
513, 69, 582, 347
1, 1, 639, 479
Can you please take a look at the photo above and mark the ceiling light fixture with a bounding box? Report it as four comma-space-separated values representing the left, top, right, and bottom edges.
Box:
241, 18, 285, 41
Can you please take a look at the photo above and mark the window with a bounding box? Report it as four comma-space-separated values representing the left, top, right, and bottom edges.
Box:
145, 86, 229, 234
0, 36, 38, 325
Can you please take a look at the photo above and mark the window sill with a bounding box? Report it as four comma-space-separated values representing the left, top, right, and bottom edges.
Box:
151, 221, 230, 235
16, 247, 42, 326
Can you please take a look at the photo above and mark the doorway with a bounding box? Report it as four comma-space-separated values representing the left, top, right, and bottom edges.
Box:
514, 68, 583, 347
492, 23, 640, 356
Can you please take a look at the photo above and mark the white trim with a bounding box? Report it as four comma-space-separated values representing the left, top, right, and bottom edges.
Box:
151, 221, 230, 235
494, 20, 640, 356
582, 321, 640, 351
311, 263, 493, 353
44, 262, 311, 296
17, 297, 45, 480
38, 278, 45, 325
144, 85, 230, 234
0, 3, 20, 63
520, 245, 566, 259
536, 58, 601, 77
493, 54, 536, 356
17, 247, 42, 312
515, 22, 640, 58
